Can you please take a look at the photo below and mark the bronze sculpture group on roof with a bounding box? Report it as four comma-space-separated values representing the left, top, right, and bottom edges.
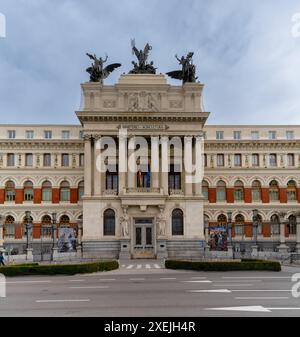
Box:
86, 40, 198, 85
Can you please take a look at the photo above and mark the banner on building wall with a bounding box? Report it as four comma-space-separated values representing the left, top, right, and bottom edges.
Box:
208, 226, 228, 251
58, 227, 77, 252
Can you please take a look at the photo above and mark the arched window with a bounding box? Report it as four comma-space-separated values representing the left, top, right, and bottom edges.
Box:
202, 180, 209, 200
60, 181, 70, 202
42, 181, 52, 201
217, 214, 227, 225
4, 215, 15, 238
234, 180, 244, 201
269, 180, 279, 201
235, 214, 245, 236
287, 180, 297, 201
78, 181, 84, 200
252, 180, 261, 201
41, 215, 52, 238
103, 209, 115, 236
5, 180, 15, 201
24, 180, 34, 201
172, 209, 184, 235
59, 215, 70, 227
288, 215, 297, 235
216, 180, 226, 201
270, 214, 280, 235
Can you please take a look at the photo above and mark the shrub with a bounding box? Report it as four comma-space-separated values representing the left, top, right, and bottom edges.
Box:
165, 259, 281, 272
0, 261, 119, 277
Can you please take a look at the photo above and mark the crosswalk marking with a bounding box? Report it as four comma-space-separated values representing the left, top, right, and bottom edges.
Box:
123, 263, 162, 270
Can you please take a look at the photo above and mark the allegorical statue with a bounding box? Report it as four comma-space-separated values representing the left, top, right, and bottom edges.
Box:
129, 39, 156, 74
86, 53, 121, 83
166, 52, 198, 84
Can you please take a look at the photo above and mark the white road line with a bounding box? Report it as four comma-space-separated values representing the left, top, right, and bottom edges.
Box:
183, 280, 212, 283
98, 279, 116, 281
69, 286, 109, 289
191, 277, 207, 279
231, 289, 291, 292
235, 297, 289, 300
214, 280, 261, 283
160, 278, 177, 280
69, 280, 85, 282
187, 289, 231, 293
146, 264, 151, 269
154, 264, 161, 269
222, 276, 291, 279
6, 280, 52, 284
213, 284, 253, 287
36, 299, 90, 303
127, 265, 134, 269
130, 278, 145, 281
137, 264, 142, 269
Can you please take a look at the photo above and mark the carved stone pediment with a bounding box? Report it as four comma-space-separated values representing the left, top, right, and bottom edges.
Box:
127, 91, 159, 112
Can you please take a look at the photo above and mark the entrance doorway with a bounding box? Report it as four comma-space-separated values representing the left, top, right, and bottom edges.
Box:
133, 219, 155, 259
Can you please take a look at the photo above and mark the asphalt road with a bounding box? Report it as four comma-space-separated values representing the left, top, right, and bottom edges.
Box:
0, 260, 300, 317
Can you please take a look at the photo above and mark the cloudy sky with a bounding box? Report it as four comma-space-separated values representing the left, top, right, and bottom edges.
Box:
0, 0, 299, 125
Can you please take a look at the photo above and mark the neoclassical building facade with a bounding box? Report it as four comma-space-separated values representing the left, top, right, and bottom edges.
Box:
0, 73, 300, 259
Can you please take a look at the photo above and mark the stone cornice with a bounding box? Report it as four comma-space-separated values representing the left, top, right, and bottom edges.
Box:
205, 140, 300, 151
0, 139, 84, 150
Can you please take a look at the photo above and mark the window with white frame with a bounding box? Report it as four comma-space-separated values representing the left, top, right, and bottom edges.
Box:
7, 153, 15, 166
269, 154, 277, 167
25, 153, 33, 167
233, 131, 241, 140
62, 131, 70, 139
217, 154, 224, 167
61, 154, 69, 167
44, 130, 52, 139
268, 131, 276, 140
251, 131, 259, 140
216, 131, 224, 140
287, 153, 295, 167
234, 154, 242, 167
26, 130, 34, 139
252, 154, 259, 167
286, 131, 294, 140
8, 130, 16, 139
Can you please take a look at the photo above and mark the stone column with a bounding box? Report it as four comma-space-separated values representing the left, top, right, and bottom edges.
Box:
84, 135, 92, 196
278, 213, 288, 253
195, 136, 204, 195
161, 136, 169, 195
0, 217, 4, 251
94, 136, 101, 196
151, 136, 159, 189
184, 136, 193, 196
296, 213, 300, 253
127, 136, 136, 189
118, 129, 127, 195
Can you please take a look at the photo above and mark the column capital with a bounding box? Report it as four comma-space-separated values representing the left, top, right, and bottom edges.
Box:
160, 136, 169, 143
184, 136, 193, 143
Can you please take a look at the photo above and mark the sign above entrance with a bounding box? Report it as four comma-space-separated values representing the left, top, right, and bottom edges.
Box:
120, 124, 169, 131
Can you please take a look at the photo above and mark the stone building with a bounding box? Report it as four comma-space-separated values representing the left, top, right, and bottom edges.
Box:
0, 73, 299, 260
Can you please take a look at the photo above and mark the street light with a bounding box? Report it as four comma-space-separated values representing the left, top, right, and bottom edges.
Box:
252, 209, 258, 246
77, 217, 83, 256
51, 212, 57, 261
227, 211, 232, 246
25, 210, 32, 251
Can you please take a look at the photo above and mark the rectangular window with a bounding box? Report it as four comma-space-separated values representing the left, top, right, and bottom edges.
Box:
287, 154, 295, 166
251, 131, 259, 140
269, 131, 276, 140
217, 154, 224, 167
25, 153, 33, 167
61, 154, 69, 167
8, 130, 16, 139
234, 154, 242, 167
234, 225, 244, 236
269, 154, 277, 167
62, 131, 70, 139
233, 131, 241, 140
168, 164, 181, 190
7, 153, 15, 166
26, 130, 34, 139
252, 154, 259, 167
79, 153, 84, 167
44, 130, 52, 139
43, 153, 51, 167
216, 131, 224, 140
286, 131, 294, 140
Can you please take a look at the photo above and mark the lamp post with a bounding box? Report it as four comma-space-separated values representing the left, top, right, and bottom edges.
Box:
0, 215, 4, 251
25, 210, 33, 261
76, 217, 83, 258
252, 209, 259, 256
227, 211, 233, 258
204, 216, 210, 251
51, 212, 58, 261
